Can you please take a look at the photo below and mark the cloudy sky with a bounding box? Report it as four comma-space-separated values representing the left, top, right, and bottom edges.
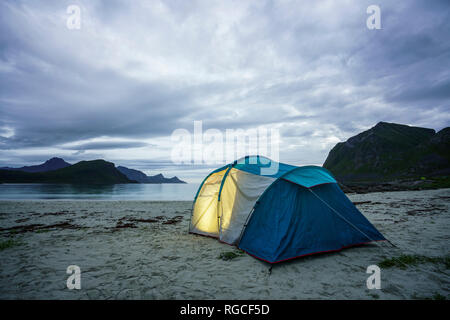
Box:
1, 0, 449, 182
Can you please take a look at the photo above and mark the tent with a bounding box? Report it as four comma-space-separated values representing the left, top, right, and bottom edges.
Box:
189, 156, 386, 263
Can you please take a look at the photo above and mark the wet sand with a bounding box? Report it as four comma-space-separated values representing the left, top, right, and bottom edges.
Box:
0, 189, 449, 299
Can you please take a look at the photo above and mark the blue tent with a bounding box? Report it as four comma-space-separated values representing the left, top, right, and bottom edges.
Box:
189, 156, 386, 263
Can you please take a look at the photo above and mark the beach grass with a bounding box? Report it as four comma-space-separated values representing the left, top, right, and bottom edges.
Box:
411, 292, 447, 300
379, 254, 450, 269
218, 250, 245, 261
0, 239, 23, 251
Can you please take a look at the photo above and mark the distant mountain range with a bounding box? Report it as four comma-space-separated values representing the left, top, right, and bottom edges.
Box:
116, 166, 185, 184
0, 157, 71, 172
323, 122, 450, 187
0, 159, 131, 184
0, 158, 186, 184
2, 122, 448, 189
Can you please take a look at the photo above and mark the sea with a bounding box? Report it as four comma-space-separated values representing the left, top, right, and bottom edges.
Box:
0, 183, 200, 201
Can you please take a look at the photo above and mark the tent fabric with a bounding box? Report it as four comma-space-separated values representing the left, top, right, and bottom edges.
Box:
193, 164, 230, 201
238, 181, 385, 263
189, 156, 386, 263
218, 168, 275, 245
190, 167, 228, 237
282, 166, 337, 188
232, 156, 297, 178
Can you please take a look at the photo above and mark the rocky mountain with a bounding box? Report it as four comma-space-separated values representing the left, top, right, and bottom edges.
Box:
323, 122, 450, 182
0, 160, 132, 184
117, 166, 186, 184
165, 176, 186, 184
0, 157, 187, 184
116, 166, 149, 183
0, 157, 71, 173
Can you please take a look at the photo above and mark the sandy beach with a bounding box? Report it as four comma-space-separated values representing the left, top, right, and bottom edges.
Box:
0, 189, 449, 300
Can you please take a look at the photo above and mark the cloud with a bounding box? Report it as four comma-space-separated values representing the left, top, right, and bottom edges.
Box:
386, 79, 450, 103
0, 0, 449, 179
61, 141, 151, 151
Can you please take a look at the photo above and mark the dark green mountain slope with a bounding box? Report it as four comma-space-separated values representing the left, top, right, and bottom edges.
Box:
323, 122, 450, 182
0, 160, 133, 184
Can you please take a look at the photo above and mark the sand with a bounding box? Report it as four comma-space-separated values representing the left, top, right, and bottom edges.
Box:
0, 189, 449, 299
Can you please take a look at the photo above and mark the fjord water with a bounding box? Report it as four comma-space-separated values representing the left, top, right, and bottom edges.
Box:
0, 183, 200, 200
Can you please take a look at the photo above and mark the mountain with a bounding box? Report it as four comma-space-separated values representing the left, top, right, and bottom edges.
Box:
116, 166, 149, 183
0, 158, 187, 184
323, 122, 450, 183
0, 160, 133, 184
0, 157, 71, 173
117, 166, 186, 184
147, 173, 165, 183
165, 176, 186, 184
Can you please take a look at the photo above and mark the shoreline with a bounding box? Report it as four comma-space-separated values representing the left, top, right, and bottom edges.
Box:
0, 186, 449, 201
340, 183, 450, 194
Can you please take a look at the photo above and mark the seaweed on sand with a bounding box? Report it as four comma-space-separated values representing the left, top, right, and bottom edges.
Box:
0, 222, 81, 234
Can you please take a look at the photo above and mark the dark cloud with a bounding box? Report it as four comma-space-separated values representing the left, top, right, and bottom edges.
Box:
0, 0, 449, 179
386, 78, 450, 103
62, 141, 152, 151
